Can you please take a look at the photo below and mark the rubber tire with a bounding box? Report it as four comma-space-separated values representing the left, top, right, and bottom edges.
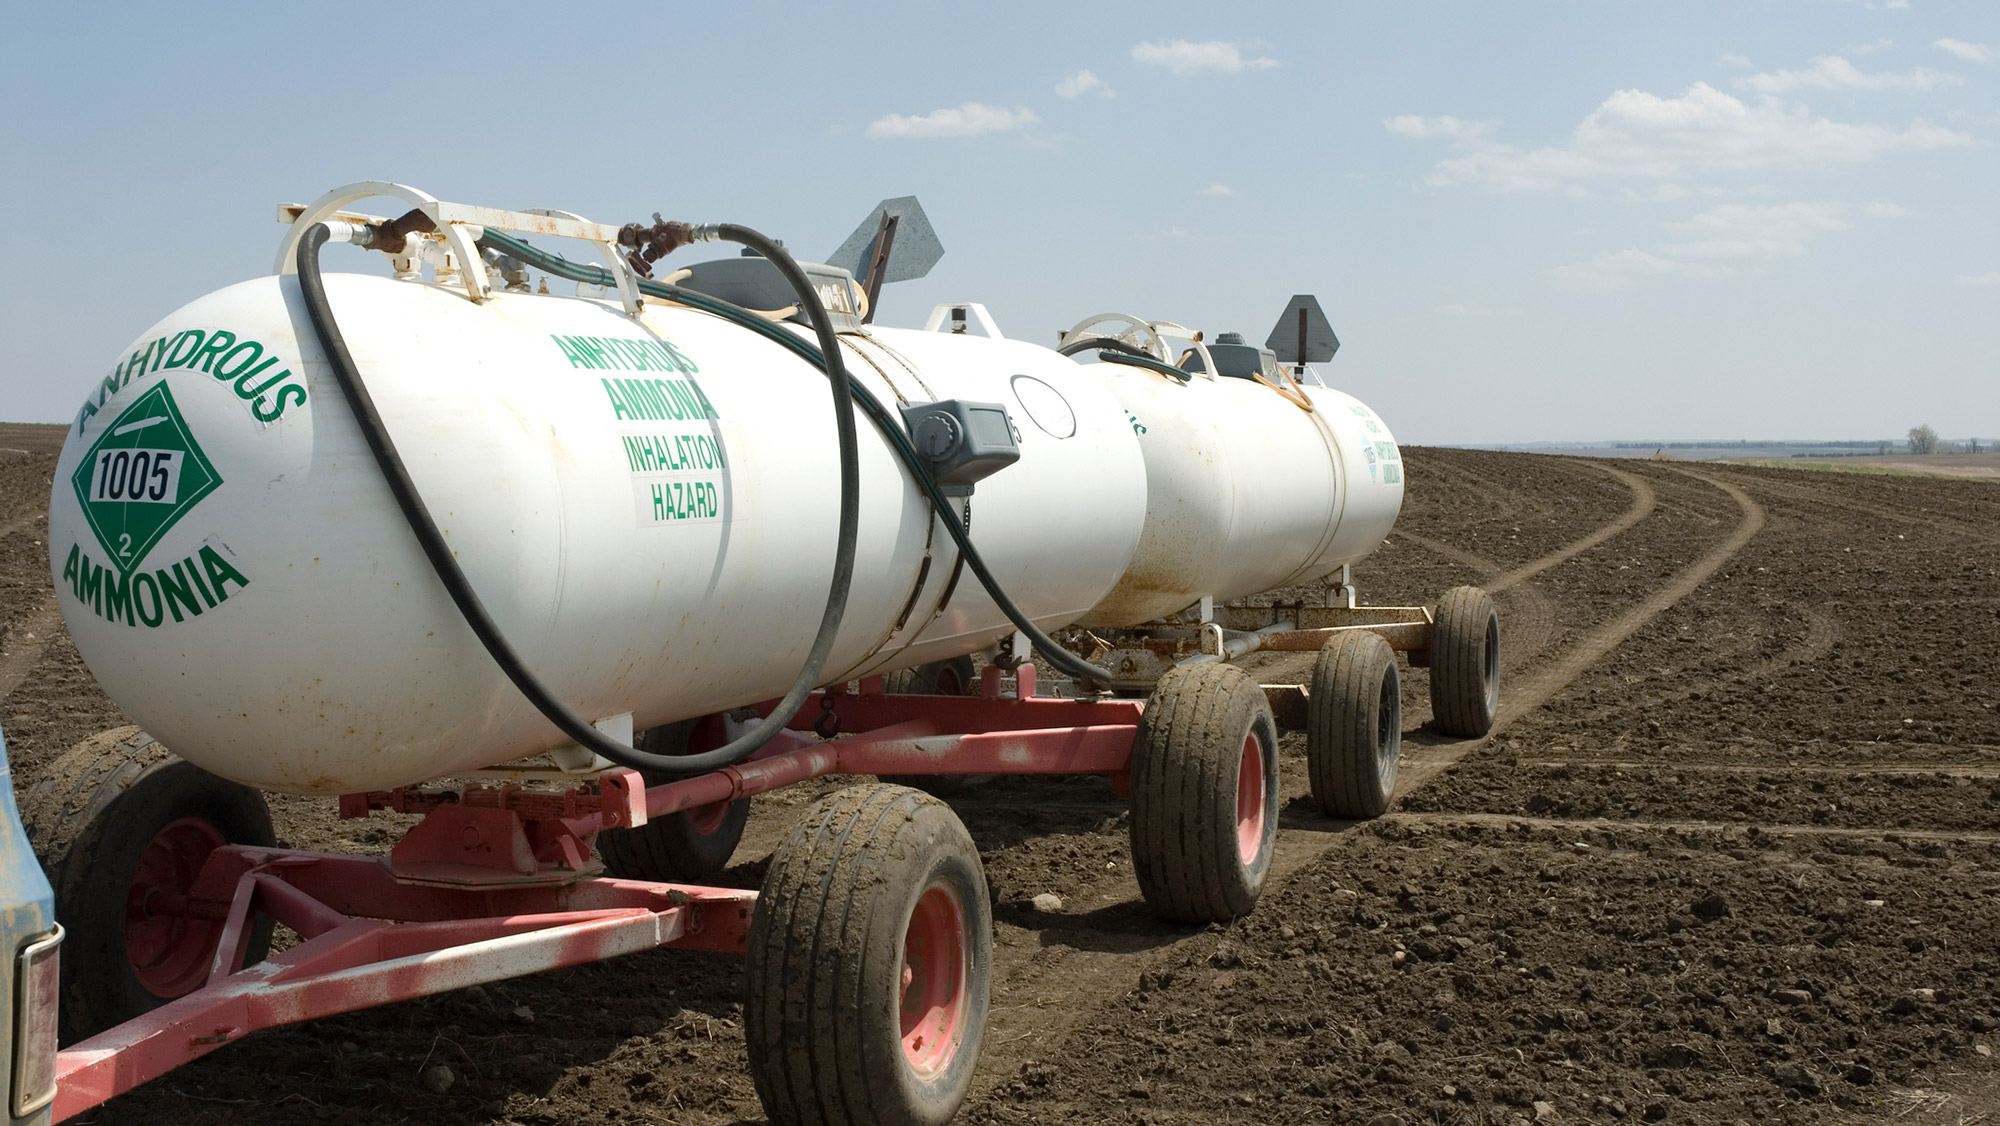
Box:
20, 726, 172, 873
746, 784, 992, 1126
1308, 631, 1402, 819
878, 656, 983, 797
1429, 586, 1500, 737
51, 752, 275, 1043
1129, 663, 1279, 924
597, 717, 749, 883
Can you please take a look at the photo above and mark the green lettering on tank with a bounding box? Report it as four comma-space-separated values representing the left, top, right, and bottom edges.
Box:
75, 327, 308, 433
61, 541, 249, 629
602, 379, 634, 419
555, 333, 702, 376
199, 544, 250, 600
71, 382, 223, 577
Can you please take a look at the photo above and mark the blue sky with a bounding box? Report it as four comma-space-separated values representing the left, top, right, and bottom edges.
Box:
3, 1, 1994, 444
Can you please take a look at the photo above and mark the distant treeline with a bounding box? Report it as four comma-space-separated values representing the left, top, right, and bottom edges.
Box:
1610, 440, 1887, 449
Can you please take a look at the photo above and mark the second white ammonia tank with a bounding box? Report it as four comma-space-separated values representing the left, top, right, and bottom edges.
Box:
1078, 362, 1405, 627
48, 273, 1150, 793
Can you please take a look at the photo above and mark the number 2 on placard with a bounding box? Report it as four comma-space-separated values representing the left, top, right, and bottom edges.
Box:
118, 533, 133, 559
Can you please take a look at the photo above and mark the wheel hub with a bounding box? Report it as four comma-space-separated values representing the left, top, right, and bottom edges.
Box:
1377, 670, 1402, 789
1235, 733, 1266, 865
124, 816, 227, 998
899, 881, 969, 1078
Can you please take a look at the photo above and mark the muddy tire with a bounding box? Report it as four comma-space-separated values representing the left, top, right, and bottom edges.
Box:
1430, 586, 1500, 737
39, 734, 275, 1042
597, 716, 749, 883
1308, 631, 1402, 819
878, 656, 984, 797
746, 784, 991, 1126
20, 725, 171, 874
1129, 663, 1279, 923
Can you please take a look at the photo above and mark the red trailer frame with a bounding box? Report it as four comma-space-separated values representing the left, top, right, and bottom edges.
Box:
51, 666, 1146, 1121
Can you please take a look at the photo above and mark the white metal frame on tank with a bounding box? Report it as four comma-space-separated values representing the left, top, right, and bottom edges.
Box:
275, 180, 649, 314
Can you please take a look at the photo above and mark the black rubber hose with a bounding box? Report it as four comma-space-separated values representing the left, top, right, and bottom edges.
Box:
295, 222, 863, 775
1055, 335, 1149, 359
475, 230, 1116, 689
1094, 350, 1193, 383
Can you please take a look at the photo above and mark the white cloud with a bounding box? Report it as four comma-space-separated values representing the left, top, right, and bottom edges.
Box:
1866, 200, 1911, 217
1623, 182, 1692, 202
1056, 69, 1114, 99
1955, 271, 2000, 287
866, 103, 1039, 140
1556, 249, 1732, 291
1720, 53, 1753, 68
1935, 38, 1996, 65
1198, 184, 1235, 197
1735, 55, 1959, 94
1131, 39, 1278, 75
1658, 201, 1848, 258
1850, 38, 1894, 57
1384, 114, 1492, 141
1393, 82, 1978, 192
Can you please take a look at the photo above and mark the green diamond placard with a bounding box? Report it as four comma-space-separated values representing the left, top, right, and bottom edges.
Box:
72, 383, 222, 576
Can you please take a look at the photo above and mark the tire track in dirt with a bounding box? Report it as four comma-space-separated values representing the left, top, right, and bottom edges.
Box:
0, 591, 61, 703
1567, 601, 1843, 728
968, 461, 1678, 1098
1511, 759, 2000, 777
1707, 468, 2000, 548
1398, 469, 1766, 793
1390, 533, 1563, 671
1483, 464, 1657, 594
1382, 810, 2000, 845
1392, 460, 1655, 669
1725, 600, 1845, 680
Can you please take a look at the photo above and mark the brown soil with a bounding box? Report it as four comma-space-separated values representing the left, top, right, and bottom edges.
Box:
6, 428, 1999, 1126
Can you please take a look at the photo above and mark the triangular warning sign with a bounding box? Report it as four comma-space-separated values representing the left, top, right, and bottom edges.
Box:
1265, 295, 1339, 364
825, 197, 944, 286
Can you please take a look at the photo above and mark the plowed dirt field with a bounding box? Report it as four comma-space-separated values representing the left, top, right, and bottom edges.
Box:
5, 423, 1998, 1126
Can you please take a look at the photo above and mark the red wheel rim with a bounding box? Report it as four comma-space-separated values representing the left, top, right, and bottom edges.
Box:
125, 816, 226, 998
685, 801, 730, 835
1235, 733, 1266, 866
934, 664, 964, 695
899, 880, 969, 1079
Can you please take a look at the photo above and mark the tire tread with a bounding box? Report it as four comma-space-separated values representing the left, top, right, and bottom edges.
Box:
1308, 631, 1400, 819
1130, 664, 1277, 923
1430, 586, 1500, 737
746, 784, 989, 1126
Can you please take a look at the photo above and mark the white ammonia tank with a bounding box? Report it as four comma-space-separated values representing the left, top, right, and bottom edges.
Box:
46, 191, 1402, 795
1078, 365, 1403, 627
48, 275, 1147, 793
